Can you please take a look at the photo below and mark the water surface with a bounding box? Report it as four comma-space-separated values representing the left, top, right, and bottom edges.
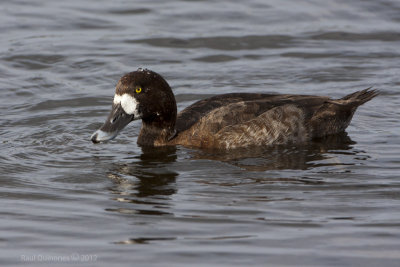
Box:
1, 0, 400, 266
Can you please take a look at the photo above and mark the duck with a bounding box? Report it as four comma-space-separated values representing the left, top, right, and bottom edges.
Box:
90, 68, 378, 149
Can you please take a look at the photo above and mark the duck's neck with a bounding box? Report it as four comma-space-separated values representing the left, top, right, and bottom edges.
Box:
137, 115, 177, 147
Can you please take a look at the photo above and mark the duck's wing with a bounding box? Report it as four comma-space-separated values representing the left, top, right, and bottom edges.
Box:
176, 93, 331, 132
176, 93, 284, 133
173, 94, 329, 147
213, 104, 309, 149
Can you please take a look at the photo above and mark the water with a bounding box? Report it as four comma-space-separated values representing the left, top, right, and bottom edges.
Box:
1, 0, 400, 266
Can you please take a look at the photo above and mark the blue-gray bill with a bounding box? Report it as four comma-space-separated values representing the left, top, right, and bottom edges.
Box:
91, 104, 134, 143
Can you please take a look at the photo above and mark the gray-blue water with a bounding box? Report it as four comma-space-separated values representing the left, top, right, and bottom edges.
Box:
1, 0, 400, 266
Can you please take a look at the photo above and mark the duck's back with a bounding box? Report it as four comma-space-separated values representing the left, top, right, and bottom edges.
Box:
171, 90, 377, 149
175, 93, 278, 133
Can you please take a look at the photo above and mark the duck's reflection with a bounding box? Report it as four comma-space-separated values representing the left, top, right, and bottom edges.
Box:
192, 132, 357, 171
106, 132, 357, 214
106, 146, 178, 216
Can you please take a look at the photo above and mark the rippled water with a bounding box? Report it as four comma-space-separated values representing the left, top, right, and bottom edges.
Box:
1, 0, 400, 266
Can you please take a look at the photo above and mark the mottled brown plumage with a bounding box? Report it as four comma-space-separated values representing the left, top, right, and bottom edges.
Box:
91, 69, 378, 149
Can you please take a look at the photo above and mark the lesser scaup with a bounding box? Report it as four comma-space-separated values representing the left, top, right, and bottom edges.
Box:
91, 68, 378, 149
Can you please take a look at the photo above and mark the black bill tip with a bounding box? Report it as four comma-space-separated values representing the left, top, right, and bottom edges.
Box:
91, 132, 100, 143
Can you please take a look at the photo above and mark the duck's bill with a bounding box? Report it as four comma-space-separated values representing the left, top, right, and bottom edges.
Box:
91, 104, 134, 143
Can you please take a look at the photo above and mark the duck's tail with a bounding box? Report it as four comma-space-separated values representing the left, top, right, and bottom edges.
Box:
323, 87, 379, 109
339, 87, 379, 107
309, 87, 379, 138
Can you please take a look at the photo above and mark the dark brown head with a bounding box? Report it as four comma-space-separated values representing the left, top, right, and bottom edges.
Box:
91, 68, 177, 144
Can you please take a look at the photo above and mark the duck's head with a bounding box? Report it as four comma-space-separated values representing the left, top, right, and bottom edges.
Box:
91, 68, 177, 144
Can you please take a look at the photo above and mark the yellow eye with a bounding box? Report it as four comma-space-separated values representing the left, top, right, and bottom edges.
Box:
136, 87, 142, 94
